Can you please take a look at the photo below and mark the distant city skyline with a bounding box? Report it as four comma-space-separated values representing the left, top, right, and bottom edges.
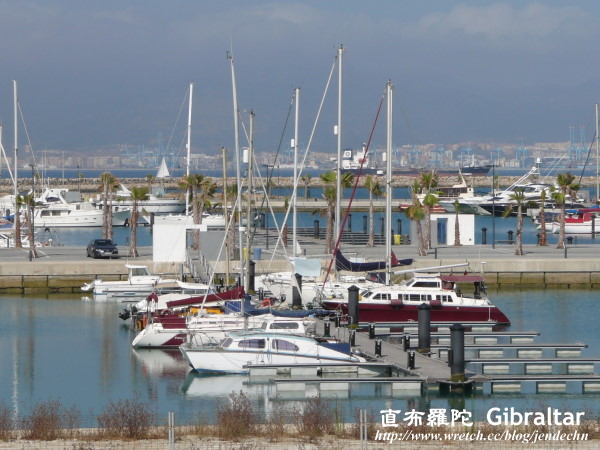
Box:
2, 1, 600, 159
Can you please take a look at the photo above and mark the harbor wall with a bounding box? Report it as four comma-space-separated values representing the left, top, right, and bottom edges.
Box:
0, 257, 599, 293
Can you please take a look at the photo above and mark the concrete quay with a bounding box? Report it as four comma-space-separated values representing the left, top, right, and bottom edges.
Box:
1, 233, 600, 293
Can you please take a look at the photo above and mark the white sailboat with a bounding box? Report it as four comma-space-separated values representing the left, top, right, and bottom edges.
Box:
156, 157, 170, 178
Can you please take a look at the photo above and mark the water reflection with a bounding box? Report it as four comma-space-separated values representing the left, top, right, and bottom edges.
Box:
1, 290, 599, 422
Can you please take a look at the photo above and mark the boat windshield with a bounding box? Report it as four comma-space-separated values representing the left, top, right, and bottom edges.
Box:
221, 338, 233, 348
272, 339, 299, 351
238, 339, 266, 349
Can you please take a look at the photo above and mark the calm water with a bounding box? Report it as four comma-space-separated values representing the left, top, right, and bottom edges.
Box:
1, 289, 599, 422
42, 212, 600, 248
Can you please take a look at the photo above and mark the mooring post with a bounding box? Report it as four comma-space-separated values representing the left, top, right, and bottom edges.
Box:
347, 285, 360, 328
449, 323, 466, 382
368, 323, 375, 339
375, 338, 382, 357
349, 329, 356, 346
323, 321, 331, 337
407, 350, 415, 370
418, 303, 431, 354
402, 333, 411, 351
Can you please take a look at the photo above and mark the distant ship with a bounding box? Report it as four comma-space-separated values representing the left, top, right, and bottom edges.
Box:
337, 148, 491, 177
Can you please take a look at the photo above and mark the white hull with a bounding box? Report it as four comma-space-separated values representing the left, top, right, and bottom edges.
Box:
181, 348, 359, 374
35, 209, 131, 228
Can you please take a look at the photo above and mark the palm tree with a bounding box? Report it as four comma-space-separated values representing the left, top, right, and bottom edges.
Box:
364, 175, 383, 247
419, 171, 439, 249
538, 189, 548, 246
22, 193, 38, 258
404, 196, 427, 256
192, 175, 218, 249
319, 170, 354, 254
99, 172, 119, 240
502, 187, 526, 256
453, 199, 461, 246
145, 174, 156, 192
14, 195, 23, 249
553, 172, 580, 249
128, 186, 149, 257
179, 174, 201, 248
301, 174, 312, 199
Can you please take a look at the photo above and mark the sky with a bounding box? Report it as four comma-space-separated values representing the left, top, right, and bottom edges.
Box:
2, 0, 600, 158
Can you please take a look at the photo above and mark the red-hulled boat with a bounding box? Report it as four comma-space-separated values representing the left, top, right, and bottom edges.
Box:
320, 273, 510, 324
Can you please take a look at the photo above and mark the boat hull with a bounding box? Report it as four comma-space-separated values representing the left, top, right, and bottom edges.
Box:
321, 301, 510, 325
180, 348, 359, 374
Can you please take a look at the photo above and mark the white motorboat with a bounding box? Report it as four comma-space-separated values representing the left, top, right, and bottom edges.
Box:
321, 271, 510, 325
81, 264, 178, 300
180, 330, 364, 374
551, 208, 600, 234
112, 184, 185, 215
131, 313, 317, 348
33, 188, 131, 227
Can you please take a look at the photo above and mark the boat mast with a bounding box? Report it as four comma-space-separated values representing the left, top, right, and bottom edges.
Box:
228, 51, 245, 289
385, 80, 393, 286
293, 87, 300, 256
222, 146, 230, 287
185, 82, 193, 214
335, 45, 343, 245
245, 111, 255, 292
596, 103, 600, 205
13, 80, 18, 248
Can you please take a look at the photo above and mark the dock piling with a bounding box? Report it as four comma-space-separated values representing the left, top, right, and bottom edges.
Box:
375, 338, 382, 357
418, 303, 431, 354
450, 323, 466, 382
407, 350, 415, 370
368, 323, 376, 339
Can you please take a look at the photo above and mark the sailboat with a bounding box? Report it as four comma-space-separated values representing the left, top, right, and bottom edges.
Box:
156, 157, 170, 178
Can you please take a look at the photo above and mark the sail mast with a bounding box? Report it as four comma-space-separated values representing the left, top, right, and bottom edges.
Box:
293, 87, 300, 256
229, 51, 245, 289
13, 80, 18, 248
185, 82, 193, 214
245, 111, 255, 292
335, 45, 343, 246
385, 80, 393, 286
596, 103, 599, 204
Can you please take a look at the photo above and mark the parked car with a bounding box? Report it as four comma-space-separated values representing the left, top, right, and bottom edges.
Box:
87, 239, 119, 259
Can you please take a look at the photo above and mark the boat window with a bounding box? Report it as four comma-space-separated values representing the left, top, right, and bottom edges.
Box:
269, 322, 300, 330
413, 281, 439, 288
362, 291, 373, 299
272, 339, 299, 351
40, 210, 50, 217
221, 338, 233, 348
238, 339, 266, 349
131, 267, 150, 276
409, 294, 421, 302
372, 293, 390, 300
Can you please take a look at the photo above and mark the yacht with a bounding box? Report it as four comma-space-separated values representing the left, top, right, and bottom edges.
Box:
81, 264, 179, 300
131, 313, 317, 348
320, 272, 510, 325
180, 330, 365, 374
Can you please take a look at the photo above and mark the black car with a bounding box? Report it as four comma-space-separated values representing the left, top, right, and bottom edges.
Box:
86, 239, 119, 259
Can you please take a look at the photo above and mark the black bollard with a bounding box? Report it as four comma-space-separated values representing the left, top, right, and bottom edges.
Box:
368, 323, 376, 339
567, 236, 573, 245
407, 350, 416, 370
508, 230, 514, 244
375, 338, 382, 357
592, 214, 596, 238
481, 227, 487, 245
347, 285, 360, 327
536, 233, 540, 245
397, 219, 402, 237
248, 260, 255, 294
363, 215, 368, 234
402, 333, 411, 351
349, 329, 356, 347
292, 273, 303, 309
449, 323, 466, 382
334, 314, 341, 328
314, 219, 320, 239
418, 303, 431, 354
324, 321, 331, 337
